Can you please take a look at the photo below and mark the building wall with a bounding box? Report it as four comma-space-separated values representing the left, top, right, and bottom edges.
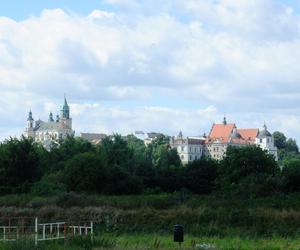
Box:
170, 137, 204, 165
255, 137, 278, 161
204, 143, 228, 160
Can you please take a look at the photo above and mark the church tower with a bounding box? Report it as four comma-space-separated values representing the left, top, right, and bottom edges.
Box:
25, 110, 35, 138
60, 96, 72, 129
255, 123, 278, 160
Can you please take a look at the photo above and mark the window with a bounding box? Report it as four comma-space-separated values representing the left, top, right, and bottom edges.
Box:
181, 146, 184, 152
260, 139, 263, 143
181, 155, 184, 160
267, 138, 269, 143
189, 155, 192, 161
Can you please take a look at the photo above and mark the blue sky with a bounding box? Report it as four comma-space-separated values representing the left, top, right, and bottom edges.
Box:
0, 1, 113, 20
1, 0, 300, 142
1, 0, 299, 20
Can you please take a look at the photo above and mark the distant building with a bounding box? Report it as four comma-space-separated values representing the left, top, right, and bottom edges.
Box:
80, 133, 107, 145
134, 131, 147, 141
170, 131, 205, 165
134, 131, 164, 145
24, 97, 74, 149
204, 117, 278, 161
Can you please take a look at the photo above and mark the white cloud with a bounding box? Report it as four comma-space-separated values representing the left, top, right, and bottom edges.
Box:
0, 1, 300, 142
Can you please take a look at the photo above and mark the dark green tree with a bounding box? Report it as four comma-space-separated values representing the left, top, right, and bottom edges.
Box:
282, 158, 300, 193
218, 146, 280, 197
100, 134, 133, 167
273, 131, 287, 149
185, 157, 219, 194
63, 152, 107, 193
286, 138, 299, 153
0, 137, 43, 193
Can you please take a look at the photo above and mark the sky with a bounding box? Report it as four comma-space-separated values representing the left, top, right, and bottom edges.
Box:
1, 0, 300, 142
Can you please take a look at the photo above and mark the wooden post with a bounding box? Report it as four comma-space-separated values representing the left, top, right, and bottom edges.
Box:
64, 223, 67, 239
22, 219, 24, 235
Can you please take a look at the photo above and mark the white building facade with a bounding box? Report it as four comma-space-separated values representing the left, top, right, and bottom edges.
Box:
255, 124, 278, 161
170, 132, 205, 165
24, 97, 74, 149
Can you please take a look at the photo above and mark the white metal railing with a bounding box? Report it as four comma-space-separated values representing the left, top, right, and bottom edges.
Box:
0, 226, 18, 241
0, 217, 94, 246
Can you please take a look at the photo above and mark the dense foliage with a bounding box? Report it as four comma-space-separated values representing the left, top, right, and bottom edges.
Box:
0, 131, 299, 197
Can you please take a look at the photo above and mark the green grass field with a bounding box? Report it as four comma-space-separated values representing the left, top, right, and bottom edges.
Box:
1, 193, 300, 249
1, 234, 300, 250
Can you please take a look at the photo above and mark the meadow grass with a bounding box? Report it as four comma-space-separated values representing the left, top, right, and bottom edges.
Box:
1, 234, 300, 250
1, 193, 300, 248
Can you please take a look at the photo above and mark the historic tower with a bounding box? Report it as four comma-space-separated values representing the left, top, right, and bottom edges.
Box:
25, 110, 35, 138
60, 96, 72, 129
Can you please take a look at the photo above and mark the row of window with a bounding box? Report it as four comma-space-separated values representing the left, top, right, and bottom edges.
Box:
259, 138, 272, 143
180, 154, 201, 161
178, 146, 203, 153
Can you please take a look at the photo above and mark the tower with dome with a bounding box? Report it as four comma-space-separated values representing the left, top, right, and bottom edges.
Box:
24, 96, 75, 149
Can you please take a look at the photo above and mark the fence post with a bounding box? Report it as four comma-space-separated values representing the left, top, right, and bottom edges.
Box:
90, 222, 93, 243
64, 223, 67, 239
35, 217, 38, 246
42, 225, 46, 240
57, 224, 60, 238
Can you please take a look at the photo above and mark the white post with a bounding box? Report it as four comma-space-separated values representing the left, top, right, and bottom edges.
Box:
43, 225, 46, 240
90, 222, 93, 243
35, 217, 38, 246
57, 224, 60, 238
3, 227, 5, 241
50, 224, 53, 234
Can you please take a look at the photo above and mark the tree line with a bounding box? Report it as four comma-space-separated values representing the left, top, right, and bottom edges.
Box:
0, 131, 299, 197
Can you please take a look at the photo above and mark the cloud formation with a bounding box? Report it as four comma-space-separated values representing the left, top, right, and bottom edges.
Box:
0, 0, 300, 142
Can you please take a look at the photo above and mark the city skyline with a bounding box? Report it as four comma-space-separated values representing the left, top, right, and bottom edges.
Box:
0, 1, 300, 142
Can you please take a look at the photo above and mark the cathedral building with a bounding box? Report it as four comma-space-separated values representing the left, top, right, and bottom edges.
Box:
24, 97, 75, 149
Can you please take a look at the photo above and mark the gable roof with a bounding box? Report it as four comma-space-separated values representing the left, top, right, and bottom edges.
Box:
208, 123, 235, 140
237, 128, 259, 142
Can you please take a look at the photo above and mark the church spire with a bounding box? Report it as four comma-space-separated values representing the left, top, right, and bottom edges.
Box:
61, 95, 70, 119
223, 115, 227, 125
27, 110, 33, 121
27, 110, 34, 128
49, 112, 54, 122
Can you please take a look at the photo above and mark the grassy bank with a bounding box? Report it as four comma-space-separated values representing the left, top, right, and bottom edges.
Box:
1, 234, 300, 250
1, 193, 300, 238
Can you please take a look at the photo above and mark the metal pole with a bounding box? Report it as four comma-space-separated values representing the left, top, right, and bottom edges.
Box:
90, 222, 94, 243
42, 225, 46, 240
57, 224, 59, 238
35, 217, 38, 246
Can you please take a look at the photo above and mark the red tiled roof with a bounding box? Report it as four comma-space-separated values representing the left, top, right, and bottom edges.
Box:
237, 129, 259, 142
208, 123, 235, 140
